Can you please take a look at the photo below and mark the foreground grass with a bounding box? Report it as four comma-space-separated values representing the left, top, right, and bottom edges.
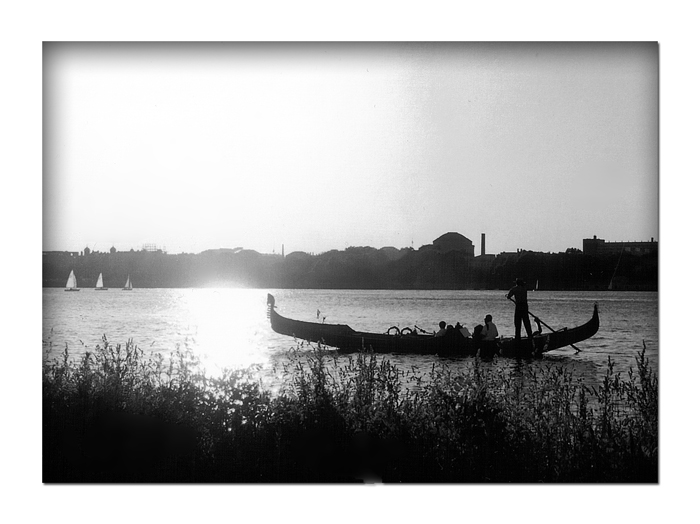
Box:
43, 338, 657, 483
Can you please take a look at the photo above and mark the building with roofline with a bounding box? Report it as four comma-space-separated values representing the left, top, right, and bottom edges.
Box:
432, 232, 475, 257
582, 235, 657, 257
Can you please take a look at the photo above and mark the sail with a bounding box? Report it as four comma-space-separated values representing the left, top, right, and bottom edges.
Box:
65, 270, 79, 290
123, 275, 132, 290
96, 273, 104, 288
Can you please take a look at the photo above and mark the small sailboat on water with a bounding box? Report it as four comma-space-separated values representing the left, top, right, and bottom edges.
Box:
65, 270, 80, 291
95, 273, 108, 290
122, 275, 133, 291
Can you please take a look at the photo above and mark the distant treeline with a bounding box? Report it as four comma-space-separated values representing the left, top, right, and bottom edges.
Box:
43, 246, 658, 291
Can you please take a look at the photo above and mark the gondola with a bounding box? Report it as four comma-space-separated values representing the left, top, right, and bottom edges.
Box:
267, 294, 599, 358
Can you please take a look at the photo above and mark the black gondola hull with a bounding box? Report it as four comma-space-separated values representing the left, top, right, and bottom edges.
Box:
267, 294, 599, 358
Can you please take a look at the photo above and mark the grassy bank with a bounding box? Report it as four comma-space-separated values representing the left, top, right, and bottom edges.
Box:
43, 338, 657, 483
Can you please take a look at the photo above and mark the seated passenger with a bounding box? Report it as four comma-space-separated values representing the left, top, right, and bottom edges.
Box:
435, 321, 447, 337
480, 315, 499, 359
455, 322, 471, 338
482, 315, 499, 341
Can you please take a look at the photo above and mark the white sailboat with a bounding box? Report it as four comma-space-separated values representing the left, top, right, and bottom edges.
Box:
122, 275, 133, 291
65, 270, 80, 291
95, 273, 108, 290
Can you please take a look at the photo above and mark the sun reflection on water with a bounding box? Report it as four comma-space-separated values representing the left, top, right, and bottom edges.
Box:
177, 288, 270, 377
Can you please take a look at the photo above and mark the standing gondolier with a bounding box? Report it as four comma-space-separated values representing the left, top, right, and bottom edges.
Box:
506, 278, 533, 341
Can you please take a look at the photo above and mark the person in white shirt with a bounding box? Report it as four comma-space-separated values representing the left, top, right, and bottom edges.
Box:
479, 314, 499, 358
482, 315, 498, 341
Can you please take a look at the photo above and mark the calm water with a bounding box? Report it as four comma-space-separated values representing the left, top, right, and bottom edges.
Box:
42, 288, 658, 390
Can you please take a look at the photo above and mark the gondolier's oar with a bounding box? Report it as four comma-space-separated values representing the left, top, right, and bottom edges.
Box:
507, 297, 580, 353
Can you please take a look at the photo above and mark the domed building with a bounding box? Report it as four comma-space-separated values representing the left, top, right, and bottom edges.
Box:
432, 232, 475, 257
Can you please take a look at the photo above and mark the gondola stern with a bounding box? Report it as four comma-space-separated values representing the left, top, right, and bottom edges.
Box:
591, 303, 600, 332
267, 294, 276, 321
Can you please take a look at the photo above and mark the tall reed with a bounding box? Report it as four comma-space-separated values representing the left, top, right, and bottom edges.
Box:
43, 338, 658, 483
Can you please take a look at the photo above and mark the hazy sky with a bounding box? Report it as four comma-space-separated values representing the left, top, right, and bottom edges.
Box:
43, 42, 658, 255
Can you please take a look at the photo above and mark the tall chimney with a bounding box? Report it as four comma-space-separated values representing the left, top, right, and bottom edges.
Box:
481, 233, 485, 256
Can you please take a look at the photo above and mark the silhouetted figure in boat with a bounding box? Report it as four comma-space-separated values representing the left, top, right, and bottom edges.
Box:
455, 322, 471, 338
506, 278, 534, 342
443, 324, 458, 340
482, 315, 498, 342
472, 324, 483, 342
435, 321, 447, 337
480, 314, 499, 358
